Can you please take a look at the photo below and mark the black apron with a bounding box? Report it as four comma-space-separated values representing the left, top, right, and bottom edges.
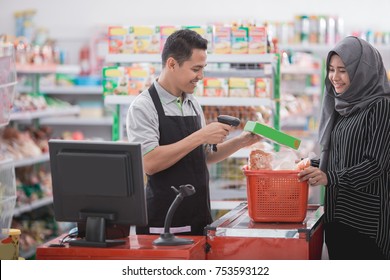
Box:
136, 84, 212, 236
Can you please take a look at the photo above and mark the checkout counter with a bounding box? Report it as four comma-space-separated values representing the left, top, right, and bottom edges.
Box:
36, 203, 323, 260
206, 203, 323, 259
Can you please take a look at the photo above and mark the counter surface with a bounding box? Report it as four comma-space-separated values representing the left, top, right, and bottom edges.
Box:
36, 234, 206, 260
206, 204, 324, 260
208, 203, 323, 239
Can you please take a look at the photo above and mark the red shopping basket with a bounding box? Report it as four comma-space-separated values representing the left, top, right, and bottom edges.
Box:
243, 167, 308, 223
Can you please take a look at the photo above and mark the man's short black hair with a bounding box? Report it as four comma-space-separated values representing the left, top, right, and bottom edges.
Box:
162, 29, 208, 67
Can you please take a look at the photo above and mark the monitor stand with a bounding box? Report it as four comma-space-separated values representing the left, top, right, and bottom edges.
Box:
69, 213, 125, 248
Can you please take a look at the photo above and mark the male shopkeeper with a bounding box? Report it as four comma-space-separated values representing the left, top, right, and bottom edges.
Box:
127, 29, 261, 235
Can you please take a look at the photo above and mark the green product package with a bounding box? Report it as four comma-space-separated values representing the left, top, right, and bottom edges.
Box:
244, 121, 301, 150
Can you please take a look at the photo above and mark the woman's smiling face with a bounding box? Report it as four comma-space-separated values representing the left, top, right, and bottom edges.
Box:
328, 54, 351, 95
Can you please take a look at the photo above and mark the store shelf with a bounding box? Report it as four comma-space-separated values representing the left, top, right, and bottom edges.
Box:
104, 95, 273, 107
39, 116, 112, 126
15, 64, 81, 75
106, 53, 160, 63
279, 44, 331, 54
281, 65, 321, 75
104, 95, 136, 105
280, 43, 390, 54
39, 85, 102, 95
282, 86, 320, 96
10, 106, 80, 121
198, 97, 273, 107
13, 153, 50, 168
16, 85, 33, 93
13, 196, 53, 217
106, 53, 276, 64
18, 85, 102, 95
205, 69, 270, 78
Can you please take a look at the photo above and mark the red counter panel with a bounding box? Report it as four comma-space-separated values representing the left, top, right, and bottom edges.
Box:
206, 204, 324, 260
37, 235, 206, 260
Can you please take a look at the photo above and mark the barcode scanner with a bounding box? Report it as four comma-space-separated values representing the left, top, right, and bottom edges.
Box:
212, 115, 241, 152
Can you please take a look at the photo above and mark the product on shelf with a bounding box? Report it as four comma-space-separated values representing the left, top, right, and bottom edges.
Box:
212, 25, 232, 54
102, 65, 155, 96
0, 126, 51, 160
108, 26, 161, 54
231, 25, 249, 54
228, 77, 255, 97
12, 211, 58, 258
160, 26, 180, 51
203, 106, 265, 130
248, 26, 268, 54
133, 26, 161, 54
203, 77, 229, 97
108, 26, 134, 54
61, 130, 85, 141
183, 25, 213, 52
255, 77, 272, 98
193, 80, 203, 96
15, 165, 52, 207
106, 22, 283, 56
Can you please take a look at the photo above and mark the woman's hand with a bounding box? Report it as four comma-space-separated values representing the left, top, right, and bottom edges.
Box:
298, 166, 328, 186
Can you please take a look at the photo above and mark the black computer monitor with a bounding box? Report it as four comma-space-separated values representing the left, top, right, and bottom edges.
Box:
48, 139, 148, 248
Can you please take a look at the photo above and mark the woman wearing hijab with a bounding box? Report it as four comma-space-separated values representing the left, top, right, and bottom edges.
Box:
298, 36, 390, 259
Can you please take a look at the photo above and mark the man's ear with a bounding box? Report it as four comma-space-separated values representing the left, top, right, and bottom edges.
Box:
166, 57, 176, 70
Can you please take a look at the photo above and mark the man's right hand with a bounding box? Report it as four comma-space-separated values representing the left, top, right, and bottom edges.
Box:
199, 122, 232, 145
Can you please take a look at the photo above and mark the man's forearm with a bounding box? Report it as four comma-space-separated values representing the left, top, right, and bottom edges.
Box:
143, 131, 205, 175
206, 137, 243, 164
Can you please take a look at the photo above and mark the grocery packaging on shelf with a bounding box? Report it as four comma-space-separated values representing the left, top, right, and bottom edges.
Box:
102, 65, 155, 96
183, 25, 214, 52
228, 77, 255, 97
203, 77, 229, 97
160, 26, 180, 51
255, 77, 272, 98
108, 26, 135, 54
109, 25, 162, 54
231, 25, 249, 54
248, 26, 268, 54
133, 26, 161, 54
212, 25, 232, 54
